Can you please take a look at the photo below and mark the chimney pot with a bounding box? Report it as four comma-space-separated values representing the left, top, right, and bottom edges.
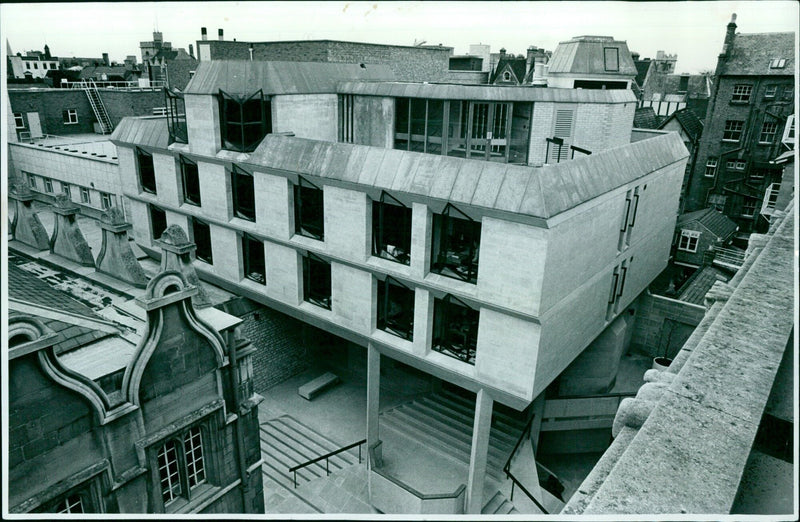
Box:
201, 27, 208, 41
218, 28, 224, 41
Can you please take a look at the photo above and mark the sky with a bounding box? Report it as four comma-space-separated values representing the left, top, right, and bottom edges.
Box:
1, 1, 798, 74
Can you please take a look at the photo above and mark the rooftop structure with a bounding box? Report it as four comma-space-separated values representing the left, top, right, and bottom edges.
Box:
546, 35, 637, 90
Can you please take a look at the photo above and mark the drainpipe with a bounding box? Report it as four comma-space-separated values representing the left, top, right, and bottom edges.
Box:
226, 327, 251, 502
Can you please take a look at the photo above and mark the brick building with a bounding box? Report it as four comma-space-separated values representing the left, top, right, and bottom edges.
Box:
110, 55, 689, 514
194, 28, 453, 83
683, 15, 794, 234
7, 260, 265, 514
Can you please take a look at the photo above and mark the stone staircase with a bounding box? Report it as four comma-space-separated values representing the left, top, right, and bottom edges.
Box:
482, 490, 519, 514
379, 388, 526, 484
260, 415, 361, 513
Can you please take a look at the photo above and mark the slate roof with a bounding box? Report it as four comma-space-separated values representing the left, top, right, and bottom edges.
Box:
634, 59, 652, 87
659, 108, 703, 141
338, 81, 637, 103
719, 32, 795, 76
491, 57, 527, 84
678, 265, 732, 305
183, 60, 396, 96
633, 107, 659, 129
8, 265, 111, 354
676, 207, 739, 239
79, 66, 132, 80
548, 36, 637, 76
661, 74, 711, 97
110, 116, 170, 149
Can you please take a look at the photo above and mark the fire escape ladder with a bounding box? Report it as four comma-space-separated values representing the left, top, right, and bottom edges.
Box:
82, 79, 113, 134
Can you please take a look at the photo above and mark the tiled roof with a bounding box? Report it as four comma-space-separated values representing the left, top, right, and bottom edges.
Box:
548, 36, 637, 76
78, 66, 131, 79
660, 108, 703, 142
719, 32, 795, 76
183, 60, 396, 96
677, 207, 738, 239
238, 131, 687, 219
660, 74, 710, 97
633, 107, 659, 129
491, 58, 527, 84
678, 265, 732, 305
109, 116, 170, 149
338, 81, 637, 103
634, 59, 652, 87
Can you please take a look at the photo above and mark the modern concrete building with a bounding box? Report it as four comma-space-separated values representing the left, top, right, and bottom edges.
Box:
683, 15, 794, 234
109, 57, 689, 513
545, 36, 637, 90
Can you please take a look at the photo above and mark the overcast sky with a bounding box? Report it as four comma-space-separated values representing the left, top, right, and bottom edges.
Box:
1, 1, 797, 74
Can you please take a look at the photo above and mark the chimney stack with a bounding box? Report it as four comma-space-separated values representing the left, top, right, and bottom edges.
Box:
201, 27, 208, 41
188, 44, 194, 58
499, 47, 507, 59
218, 28, 224, 41
102, 53, 109, 66
722, 13, 737, 59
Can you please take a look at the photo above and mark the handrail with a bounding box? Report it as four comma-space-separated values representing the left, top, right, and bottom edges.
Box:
548, 391, 637, 401
371, 465, 466, 500
502, 413, 549, 514
288, 438, 366, 488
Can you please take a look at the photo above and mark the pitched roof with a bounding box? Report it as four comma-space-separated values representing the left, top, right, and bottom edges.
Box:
633, 107, 659, 129
183, 60, 395, 96
109, 116, 170, 149
548, 35, 637, 76
719, 32, 795, 76
79, 66, 131, 79
491, 57, 527, 84
660, 74, 710, 97
678, 265, 732, 305
677, 207, 738, 239
634, 59, 652, 87
338, 81, 637, 103
659, 108, 703, 141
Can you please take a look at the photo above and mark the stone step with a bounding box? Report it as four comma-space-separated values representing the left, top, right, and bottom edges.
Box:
264, 418, 357, 469
436, 389, 527, 435
481, 490, 519, 514
415, 397, 518, 448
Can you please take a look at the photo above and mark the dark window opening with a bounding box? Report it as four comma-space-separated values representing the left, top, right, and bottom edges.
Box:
192, 218, 212, 264
219, 89, 271, 152
231, 165, 255, 221
372, 191, 411, 265
338, 94, 354, 143
603, 47, 620, 71
165, 88, 187, 144
294, 176, 324, 240
377, 276, 415, 341
137, 148, 157, 194
180, 156, 201, 206
150, 205, 167, 241
242, 233, 265, 284
303, 252, 331, 309
432, 294, 479, 365
431, 204, 481, 284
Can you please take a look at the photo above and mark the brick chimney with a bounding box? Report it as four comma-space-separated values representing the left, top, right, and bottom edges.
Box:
201, 27, 208, 41
102, 53, 109, 66
499, 47, 507, 59
218, 28, 224, 41
722, 13, 737, 60
188, 44, 194, 59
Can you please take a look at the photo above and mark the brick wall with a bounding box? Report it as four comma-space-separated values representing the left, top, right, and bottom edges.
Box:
99, 90, 165, 126
9, 90, 95, 134
204, 40, 452, 82
630, 291, 705, 357
239, 305, 313, 392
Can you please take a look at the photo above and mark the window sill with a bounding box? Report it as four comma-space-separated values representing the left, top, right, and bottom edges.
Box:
63, 122, 80, 125
372, 329, 414, 355
424, 272, 479, 299
757, 141, 773, 146
291, 233, 325, 251
299, 300, 334, 319
367, 256, 414, 279
729, 100, 750, 105
241, 276, 267, 291
721, 139, 740, 143
426, 349, 477, 376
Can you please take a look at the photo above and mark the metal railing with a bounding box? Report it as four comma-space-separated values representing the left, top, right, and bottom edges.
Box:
63, 79, 166, 90
288, 438, 366, 488
712, 247, 745, 269
502, 414, 549, 514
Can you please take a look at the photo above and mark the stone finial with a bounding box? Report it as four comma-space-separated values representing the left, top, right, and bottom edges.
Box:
155, 224, 211, 308
11, 179, 33, 199
50, 197, 95, 266
96, 206, 149, 288
9, 191, 49, 251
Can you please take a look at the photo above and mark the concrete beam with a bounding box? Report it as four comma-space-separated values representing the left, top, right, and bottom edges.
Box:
466, 388, 493, 513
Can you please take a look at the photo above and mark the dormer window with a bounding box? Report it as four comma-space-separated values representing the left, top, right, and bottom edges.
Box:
165, 88, 187, 144
769, 58, 786, 69
502, 71, 511, 81
219, 89, 271, 152
603, 47, 619, 72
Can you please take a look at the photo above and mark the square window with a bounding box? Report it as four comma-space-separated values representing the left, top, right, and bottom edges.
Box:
708, 193, 727, 210
62, 108, 78, 124
13, 113, 24, 129
80, 187, 91, 204
242, 233, 265, 284
741, 198, 758, 218
180, 156, 201, 206
764, 85, 777, 98
137, 148, 157, 194
731, 84, 752, 103
603, 47, 619, 71
303, 252, 331, 309
431, 204, 481, 284
432, 294, 479, 365
231, 165, 255, 221
759, 121, 778, 143
294, 177, 324, 240
100, 192, 112, 210
150, 205, 167, 241
722, 120, 744, 141
372, 191, 411, 265
192, 218, 213, 264
677, 229, 700, 252
377, 277, 415, 341
43, 178, 53, 193
784, 85, 794, 100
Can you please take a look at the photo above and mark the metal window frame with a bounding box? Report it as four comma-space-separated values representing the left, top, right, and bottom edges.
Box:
372, 191, 411, 265
377, 275, 415, 341
165, 88, 188, 144
231, 164, 255, 221
431, 203, 480, 284
242, 232, 265, 284
136, 147, 157, 194
432, 293, 479, 365
219, 89, 268, 152
303, 252, 332, 309
191, 217, 213, 264
179, 155, 201, 206
294, 176, 325, 240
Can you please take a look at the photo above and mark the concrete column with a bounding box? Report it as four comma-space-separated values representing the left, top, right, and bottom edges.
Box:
49, 193, 95, 266
466, 388, 493, 514
529, 392, 546, 456
366, 342, 381, 466
410, 202, 431, 279
95, 206, 149, 287
9, 182, 49, 250
155, 224, 211, 308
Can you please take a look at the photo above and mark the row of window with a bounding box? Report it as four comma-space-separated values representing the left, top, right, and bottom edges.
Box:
24, 61, 56, 70
26, 172, 112, 208
13, 110, 78, 128
731, 83, 793, 103
704, 194, 760, 218
704, 158, 780, 180
722, 119, 780, 143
